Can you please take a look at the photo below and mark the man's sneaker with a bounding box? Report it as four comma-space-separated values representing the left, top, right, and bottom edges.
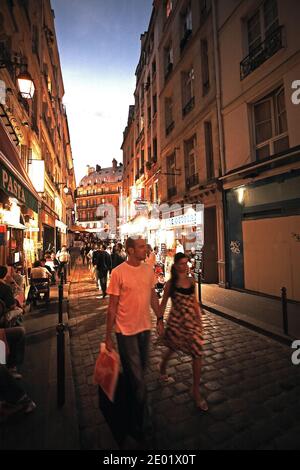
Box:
8, 367, 23, 380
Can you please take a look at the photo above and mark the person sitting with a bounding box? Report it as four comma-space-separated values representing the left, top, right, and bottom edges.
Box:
30, 261, 52, 280
0, 364, 36, 423
28, 261, 51, 305
0, 266, 18, 312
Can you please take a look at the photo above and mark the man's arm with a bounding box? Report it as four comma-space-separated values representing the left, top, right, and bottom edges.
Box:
105, 294, 119, 351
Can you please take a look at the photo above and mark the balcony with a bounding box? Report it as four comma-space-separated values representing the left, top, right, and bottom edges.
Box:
186, 173, 199, 189
240, 26, 284, 80
167, 186, 177, 199
166, 121, 175, 137
182, 96, 195, 117
180, 29, 192, 53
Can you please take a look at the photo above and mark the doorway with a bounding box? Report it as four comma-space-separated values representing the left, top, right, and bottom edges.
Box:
203, 207, 218, 283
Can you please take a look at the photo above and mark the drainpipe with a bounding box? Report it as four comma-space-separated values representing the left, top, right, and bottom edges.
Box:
212, 0, 226, 176
212, 0, 227, 287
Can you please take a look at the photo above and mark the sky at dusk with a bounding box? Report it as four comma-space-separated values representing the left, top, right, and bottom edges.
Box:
51, 0, 153, 183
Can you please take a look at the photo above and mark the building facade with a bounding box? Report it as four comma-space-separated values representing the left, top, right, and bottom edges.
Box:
0, 0, 76, 270
218, 0, 300, 301
76, 160, 123, 240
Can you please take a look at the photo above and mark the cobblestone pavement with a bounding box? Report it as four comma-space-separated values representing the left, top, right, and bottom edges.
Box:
68, 264, 300, 450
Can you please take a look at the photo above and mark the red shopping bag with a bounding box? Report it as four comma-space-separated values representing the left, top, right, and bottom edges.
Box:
93, 343, 120, 402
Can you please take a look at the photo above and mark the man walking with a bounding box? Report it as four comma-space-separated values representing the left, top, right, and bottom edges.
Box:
105, 237, 162, 444
93, 244, 112, 298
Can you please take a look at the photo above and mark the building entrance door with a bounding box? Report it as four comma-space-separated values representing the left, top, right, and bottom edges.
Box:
203, 207, 218, 283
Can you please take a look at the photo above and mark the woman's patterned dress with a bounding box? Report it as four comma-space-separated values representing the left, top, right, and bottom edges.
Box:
163, 284, 203, 358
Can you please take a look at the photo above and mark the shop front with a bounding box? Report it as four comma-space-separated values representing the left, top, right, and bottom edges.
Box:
40, 208, 56, 254
0, 152, 39, 269
225, 169, 300, 301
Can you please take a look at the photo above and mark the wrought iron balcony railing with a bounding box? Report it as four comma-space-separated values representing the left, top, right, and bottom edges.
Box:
240, 26, 284, 80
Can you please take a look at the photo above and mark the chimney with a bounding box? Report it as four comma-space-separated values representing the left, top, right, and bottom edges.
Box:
88, 166, 95, 175
96, 164, 101, 173
112, 159, 117, 171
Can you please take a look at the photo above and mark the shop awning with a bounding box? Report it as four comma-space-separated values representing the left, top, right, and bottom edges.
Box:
0, 121, 40, 213
69, 225, 87, 233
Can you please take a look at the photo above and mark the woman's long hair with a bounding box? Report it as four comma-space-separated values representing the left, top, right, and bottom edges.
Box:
170, 252, 187, 298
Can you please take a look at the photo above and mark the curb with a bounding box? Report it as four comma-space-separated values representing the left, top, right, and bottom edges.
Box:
202, 302, 293, 346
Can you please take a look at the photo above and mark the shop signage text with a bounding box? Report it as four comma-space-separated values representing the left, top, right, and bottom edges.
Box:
2, 169, 26, 204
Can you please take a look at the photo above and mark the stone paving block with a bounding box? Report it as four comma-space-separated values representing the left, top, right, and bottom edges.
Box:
206, 391, 226, 405
274, 427, 300, 450
227, 412, 253, 432
204, 381, 221, 392
207, 422, 235, 444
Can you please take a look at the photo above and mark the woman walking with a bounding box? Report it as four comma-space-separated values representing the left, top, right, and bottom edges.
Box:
158, 252, 208, 411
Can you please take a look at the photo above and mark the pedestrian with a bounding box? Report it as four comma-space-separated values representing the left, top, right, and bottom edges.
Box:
80, 244, 86, 265
56, 246, 70, 283
105, 237, 162, 442
145, 244, 156, 269
111, 243, 126, 270
158, 252, 208, 411
93, 244, 112, 298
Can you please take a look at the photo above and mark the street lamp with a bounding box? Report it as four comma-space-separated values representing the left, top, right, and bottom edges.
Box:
56, 182, 70, 194
0, 52, 35, 99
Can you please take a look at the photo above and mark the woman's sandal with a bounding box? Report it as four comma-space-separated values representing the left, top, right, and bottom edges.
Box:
158, 366, 174, 383
194, 396, 208, 411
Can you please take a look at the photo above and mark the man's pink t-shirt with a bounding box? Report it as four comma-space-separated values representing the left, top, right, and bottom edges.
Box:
107, 262, 155, 335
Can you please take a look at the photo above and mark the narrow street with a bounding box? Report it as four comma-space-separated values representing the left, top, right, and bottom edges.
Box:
68, 264, 300, 450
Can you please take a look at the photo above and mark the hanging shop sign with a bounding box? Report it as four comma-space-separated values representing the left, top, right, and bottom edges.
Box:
0, 163, 38, 213
0, 224, 6, 246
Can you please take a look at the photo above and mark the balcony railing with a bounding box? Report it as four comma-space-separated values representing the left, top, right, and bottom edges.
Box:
186, 173, 199, 189
167, 186, 177, 199
240, 26, 284, 80
166, 121, 175, 136
182, 96, 195, 117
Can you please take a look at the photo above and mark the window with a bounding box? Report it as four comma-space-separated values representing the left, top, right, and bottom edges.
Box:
199, 0, 212, 24
152, 59, 156, 77
182, 67, 195, 116
164, 43, 173, 79
180, 3, 192, 52
184, 135, 199, 188
152, 138, 158, 162
32, 25, 39, 57
165, 0, 173, 19
241, 0, 281, 79
204, 121, 214, 180
167, 153, 177, 198
147, 106, 151, 126
201, 39, 210, 95
152, 94, 157, 116
253, 87, 289, 160
165, 97, 174, 136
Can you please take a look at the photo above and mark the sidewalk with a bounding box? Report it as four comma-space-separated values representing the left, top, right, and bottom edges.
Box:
201, 284, 300, 343
0, 277, 80, 450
